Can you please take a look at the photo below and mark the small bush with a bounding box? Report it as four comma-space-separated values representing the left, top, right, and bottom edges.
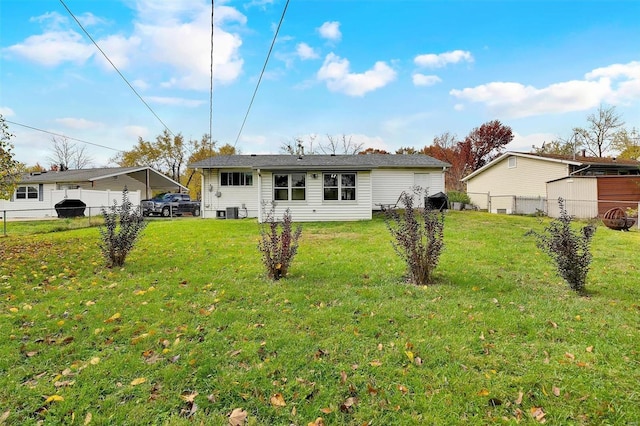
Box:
385, 188, 445, 285
446, 191, 471, 205
527, 198, 595, 293
98, 187, 147, 268
258, 207, 302, 280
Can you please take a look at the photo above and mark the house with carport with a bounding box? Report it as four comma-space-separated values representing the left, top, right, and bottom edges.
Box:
1, 166, 186, 219
462, 152, 640, 218
188, 154, 449, 221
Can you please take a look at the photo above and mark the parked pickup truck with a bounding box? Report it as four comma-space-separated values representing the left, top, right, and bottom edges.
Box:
141, 193, 201, 217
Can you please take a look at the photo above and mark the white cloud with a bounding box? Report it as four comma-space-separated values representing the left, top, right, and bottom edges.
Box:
4, 30, 94, 66
412, 73, 442, 87
450, 61, 640, 118
382, 111, 432, 133
93, 34, 142, 70
147, 96, 205, 107
414, 50, 473, 68
318, 21, 341, 42
78, 12, 107, 27
296, 42, 319, 60
132, 79, 150, 91
317, 53, 396, 96
30, 12, 68, 30
508, 131, 559, 153
0, 107, 15, 117
54, 117, 104, 129
347, 133, 389, 151
124, 125, 149, 140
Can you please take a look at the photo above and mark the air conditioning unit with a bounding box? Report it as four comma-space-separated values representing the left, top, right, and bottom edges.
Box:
226, 207, 239, 219
216, 210, 226, 219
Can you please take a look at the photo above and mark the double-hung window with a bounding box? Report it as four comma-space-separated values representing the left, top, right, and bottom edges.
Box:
323, 173, 356, 201
221, 171, 253, 186
274, 173, 306, 201
16, 185, 38, 200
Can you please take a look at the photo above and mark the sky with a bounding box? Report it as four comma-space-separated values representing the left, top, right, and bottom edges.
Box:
1, 0, 639, 168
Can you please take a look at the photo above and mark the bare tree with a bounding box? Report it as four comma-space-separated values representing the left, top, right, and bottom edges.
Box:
48, 136, 93, 169
574, 105, 625, 157
280, 135, 318, 155
319, 134, 363, 155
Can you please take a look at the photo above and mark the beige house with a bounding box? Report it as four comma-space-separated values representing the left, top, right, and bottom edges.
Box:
462, 152, 640, 216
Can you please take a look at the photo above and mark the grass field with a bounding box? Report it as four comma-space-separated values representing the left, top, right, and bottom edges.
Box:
0, 212, 639, 425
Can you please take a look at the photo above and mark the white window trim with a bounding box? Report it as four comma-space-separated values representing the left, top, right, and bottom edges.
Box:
15, 185, 39, 201
323, 172, 357, 202
508, 157, 517, 168
273, 172, 306, 201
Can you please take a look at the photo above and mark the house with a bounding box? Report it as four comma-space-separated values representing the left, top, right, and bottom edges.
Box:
188, 154, 449, 221
1, 166, 186, 219
462, 152, 640, 217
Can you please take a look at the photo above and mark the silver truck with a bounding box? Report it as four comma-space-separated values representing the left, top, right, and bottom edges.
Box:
141, 193, 201, 217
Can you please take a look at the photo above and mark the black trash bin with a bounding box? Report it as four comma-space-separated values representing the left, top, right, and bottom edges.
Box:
55, 199, 86, 218
426, 192, 448, 211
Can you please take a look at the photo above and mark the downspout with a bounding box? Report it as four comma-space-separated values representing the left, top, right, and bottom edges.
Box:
145, 168, 150, 199
200, 169, 206, 219
257, 168, 262, 223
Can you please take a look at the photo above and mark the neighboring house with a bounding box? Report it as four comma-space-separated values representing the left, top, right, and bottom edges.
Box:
462, 152, 640, 217
188, 154, 449, 221
1, 166, 186, 219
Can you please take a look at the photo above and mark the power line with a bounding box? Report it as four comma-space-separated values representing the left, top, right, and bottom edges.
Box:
209, 0, 215, 155
6, 120, 124, 152
58, 0, 175, 137
233, 0, 290, 147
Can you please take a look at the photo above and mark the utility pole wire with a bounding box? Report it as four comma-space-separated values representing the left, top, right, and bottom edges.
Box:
209, 0, 215, 157
233, 0, 290, 147
7, 120, 124, 152
59, 0, 175, 138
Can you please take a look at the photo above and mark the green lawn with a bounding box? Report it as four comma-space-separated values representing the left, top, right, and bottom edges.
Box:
0, 212, 638, 425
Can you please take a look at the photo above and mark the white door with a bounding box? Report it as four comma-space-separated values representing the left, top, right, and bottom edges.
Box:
414, 173, 431, 207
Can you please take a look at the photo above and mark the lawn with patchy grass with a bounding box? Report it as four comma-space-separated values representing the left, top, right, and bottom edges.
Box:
0, 212, 638, 425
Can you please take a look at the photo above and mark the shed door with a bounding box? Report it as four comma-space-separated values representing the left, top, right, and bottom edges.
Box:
414, 173, 431, 207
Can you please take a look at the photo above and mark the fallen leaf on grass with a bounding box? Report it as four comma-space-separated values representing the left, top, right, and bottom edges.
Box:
228, 408, 247, 426
181, 391, 198, 403
84, 412, 92, 425
530, 407, 546, 422
308, 418, 325, 426
369, 360, 382, 367
586, 346, 593, 353
44, 395, 64, 404
54, 380, 75, 388
565, 352, 575, 360
130, 377, 146, 386
1, 410, 10, 424
398, 385, 409, 395
340, 371, 347, 384
515, 391, 524, 405
340, 397, 357, 413
104, 312, 121, 323
89, 357, 100, 365
270, 393, 286, 407
320, 407, 333, 414
477, 389, 490, 396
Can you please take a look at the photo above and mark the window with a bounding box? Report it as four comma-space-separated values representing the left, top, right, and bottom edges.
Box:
508, 157, 517, 168
16, 185, 38, 200
274, 173, 306, 201
323, 173, 356, 201
221, 171, 253, 186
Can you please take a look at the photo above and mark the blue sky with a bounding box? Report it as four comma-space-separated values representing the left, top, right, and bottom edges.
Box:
1, 0, 639, 167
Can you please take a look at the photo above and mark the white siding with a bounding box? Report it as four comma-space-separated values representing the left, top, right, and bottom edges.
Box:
0, 187, 141, 219
200, 169, 259, 219
259, 170, 372, 222
371, 168, 445, 209
547, 177, 598, 218
466, 155, 570, 213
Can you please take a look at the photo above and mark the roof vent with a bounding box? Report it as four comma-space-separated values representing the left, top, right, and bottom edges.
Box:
330, 153, 336, 157
251, 154, 257, 156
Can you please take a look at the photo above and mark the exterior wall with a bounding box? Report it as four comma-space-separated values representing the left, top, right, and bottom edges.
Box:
200, 169, 259, 219
371, 168, 445, 209
0, 187, 141, 219
466, 155, 570, 213
546, 177, 598, 218
259, 170, 372, 222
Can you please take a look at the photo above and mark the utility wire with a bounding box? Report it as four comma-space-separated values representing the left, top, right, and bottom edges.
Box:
59, 0, 175, 137
233, 0, 290, 147
209, 0, 215, 156
7, 120, 124, 152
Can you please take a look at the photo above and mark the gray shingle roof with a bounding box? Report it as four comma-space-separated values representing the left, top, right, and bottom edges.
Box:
189, 154, 449, 170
